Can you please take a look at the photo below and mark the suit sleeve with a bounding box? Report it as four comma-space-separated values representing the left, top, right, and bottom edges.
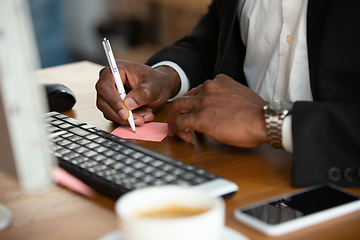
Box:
292, 101, 360, 187
145, 1, 221, 89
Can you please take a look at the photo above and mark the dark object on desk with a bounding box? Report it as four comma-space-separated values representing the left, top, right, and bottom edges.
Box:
44, 83, 76, 112
44, 112, 238, 200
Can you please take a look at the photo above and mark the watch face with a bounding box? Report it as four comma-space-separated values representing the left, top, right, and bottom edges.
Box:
268, 100, 293, 112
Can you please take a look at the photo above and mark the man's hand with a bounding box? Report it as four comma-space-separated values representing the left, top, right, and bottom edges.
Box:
167, 74, 269, 148
96, 60, 180, 125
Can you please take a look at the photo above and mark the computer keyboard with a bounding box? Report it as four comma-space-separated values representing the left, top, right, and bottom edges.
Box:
45, 112, 238, 199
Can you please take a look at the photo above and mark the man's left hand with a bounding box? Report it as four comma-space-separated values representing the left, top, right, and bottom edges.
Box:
167, 74, 269, 148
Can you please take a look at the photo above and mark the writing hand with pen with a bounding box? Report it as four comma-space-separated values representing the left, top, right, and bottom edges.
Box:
96, 61, 268, 148
96, 58, 181, 127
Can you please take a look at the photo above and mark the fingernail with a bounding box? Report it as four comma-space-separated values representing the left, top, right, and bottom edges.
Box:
134, 118, 143, 124
118, 109, 128, 119
124, 98, 138, 110
139, 112, 154, 122
143, 114, 154, 122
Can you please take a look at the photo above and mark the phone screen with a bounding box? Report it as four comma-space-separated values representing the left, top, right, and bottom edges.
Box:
239, 185, 359, 225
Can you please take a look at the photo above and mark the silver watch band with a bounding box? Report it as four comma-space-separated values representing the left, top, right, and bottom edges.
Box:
263, 100, 293, 149
264, 114, 285, 149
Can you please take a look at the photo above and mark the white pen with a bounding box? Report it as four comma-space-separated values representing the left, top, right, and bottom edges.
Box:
102, 38, 136, 133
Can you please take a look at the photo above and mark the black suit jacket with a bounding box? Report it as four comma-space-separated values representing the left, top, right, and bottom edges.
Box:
146, 0, 360, 187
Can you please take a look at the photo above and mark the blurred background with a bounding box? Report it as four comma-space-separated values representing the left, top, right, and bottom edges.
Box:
28, 0, 211, 68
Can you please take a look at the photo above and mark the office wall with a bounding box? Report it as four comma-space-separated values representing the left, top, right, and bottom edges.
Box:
30, 0, 210, 67
63, 0, 110, 64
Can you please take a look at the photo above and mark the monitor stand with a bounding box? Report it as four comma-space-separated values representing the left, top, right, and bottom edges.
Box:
0, 203, 12, 231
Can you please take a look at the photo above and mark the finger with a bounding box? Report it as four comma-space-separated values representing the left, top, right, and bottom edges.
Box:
95, 68, 129, 119
134, 108, 155, 124
124, 82, 165, 110
96, 93, 129, 124
172, 113, 198, 142
167, 96, 199, 136
177, 130, 194, 143
97, 93, 154, 126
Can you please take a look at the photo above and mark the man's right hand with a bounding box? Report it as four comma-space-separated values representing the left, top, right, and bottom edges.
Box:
95, 59, 181, 126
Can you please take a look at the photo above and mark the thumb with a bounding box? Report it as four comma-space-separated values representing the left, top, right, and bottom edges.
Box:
123, 84, 153, 110
124, 96, 139, 110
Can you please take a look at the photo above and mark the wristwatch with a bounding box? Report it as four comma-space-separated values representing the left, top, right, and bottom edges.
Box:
263, 100, 293, 149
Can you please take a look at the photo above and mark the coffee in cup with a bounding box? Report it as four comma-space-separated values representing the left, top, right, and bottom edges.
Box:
134, 204, 208, 218
115, 185, 225, 240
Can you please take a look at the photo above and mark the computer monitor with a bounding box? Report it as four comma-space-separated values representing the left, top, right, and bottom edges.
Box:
0, 0, 56, 230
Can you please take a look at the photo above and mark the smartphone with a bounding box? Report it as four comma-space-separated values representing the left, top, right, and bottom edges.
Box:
233, 184, 360, 236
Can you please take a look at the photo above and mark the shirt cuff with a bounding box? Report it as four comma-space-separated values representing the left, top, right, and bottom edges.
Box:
151, 61, 190, 102
282, 115, 293, 153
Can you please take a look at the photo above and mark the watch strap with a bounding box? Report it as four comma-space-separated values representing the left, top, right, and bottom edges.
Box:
263, 100, 293, 149
264, 113, 285, 149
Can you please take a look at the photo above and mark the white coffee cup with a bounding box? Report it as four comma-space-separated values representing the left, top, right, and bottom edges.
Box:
115, 185, 225, 240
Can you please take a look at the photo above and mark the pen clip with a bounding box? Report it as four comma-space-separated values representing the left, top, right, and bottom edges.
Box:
102, 38, 117, 71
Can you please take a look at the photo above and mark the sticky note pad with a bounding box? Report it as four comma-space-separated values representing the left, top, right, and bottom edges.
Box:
52, 167, 96, 198
111, 122, 168, 142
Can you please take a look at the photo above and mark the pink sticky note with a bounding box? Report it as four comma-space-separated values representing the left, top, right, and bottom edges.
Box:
111, 122, 168, 142
52, 167, 96, 198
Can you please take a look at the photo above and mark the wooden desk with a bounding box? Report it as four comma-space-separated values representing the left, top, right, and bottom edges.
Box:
1, 61, 360, 240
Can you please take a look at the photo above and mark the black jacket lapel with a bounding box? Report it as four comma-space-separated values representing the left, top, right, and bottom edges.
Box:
306, 0, 330, 101
214, 0, 248, 85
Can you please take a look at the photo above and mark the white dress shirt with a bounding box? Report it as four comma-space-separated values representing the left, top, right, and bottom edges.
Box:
153, 0, 313, 153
